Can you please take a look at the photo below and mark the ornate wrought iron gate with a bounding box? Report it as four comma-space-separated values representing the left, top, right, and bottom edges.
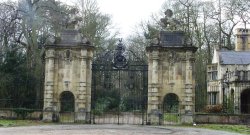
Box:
91, 40, 148, 124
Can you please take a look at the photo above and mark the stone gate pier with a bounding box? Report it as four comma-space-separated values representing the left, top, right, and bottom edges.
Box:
42, 28, 94, 122
146, 31, 197, 124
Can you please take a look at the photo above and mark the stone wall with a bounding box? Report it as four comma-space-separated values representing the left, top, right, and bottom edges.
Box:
0, 109, 42, 120
195, 114, 250, 124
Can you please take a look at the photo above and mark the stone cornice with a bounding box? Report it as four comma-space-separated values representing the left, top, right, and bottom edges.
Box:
146, 45, 198, 53
45, 44, 95, 51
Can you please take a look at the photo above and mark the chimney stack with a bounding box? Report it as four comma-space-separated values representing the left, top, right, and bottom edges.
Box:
235, 28, 250, 51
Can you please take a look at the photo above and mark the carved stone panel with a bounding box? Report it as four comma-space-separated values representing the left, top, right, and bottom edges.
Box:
160, 31, 185, 46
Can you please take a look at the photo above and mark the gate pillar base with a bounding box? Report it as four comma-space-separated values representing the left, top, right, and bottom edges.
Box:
75, 109, 86, 123
43, 110, 58, 122
147, 109, 162, 125
181, 113, 193, 124
43, 111, 53, 122
75, 112, 85, 123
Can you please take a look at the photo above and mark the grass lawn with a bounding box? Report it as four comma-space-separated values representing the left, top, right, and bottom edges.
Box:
195, 124, 250, 134
0, 120, 48, 127
164, 113, 179, 123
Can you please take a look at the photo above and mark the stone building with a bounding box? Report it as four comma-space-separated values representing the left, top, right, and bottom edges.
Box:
43, 29, 94, 122
207, 28, 250, 114
146, 31, 197, 124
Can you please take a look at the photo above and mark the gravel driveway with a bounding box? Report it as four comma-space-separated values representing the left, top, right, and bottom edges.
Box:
0, 124, 243, 135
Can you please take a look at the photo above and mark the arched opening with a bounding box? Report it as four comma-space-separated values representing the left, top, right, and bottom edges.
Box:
163, 93, 179, 113
60, 91, 75, 112
241, 89, 250, 114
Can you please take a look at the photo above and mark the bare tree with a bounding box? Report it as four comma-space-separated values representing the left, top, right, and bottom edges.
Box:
0, 2, 19, 50
209, 0, 244, 49
234, 0, 250, 29
75, 0, 118, 52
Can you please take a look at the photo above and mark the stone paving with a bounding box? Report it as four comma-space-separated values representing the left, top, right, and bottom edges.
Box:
0, 124, 244, 135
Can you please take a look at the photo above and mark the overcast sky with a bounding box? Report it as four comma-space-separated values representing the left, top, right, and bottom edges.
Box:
97, 0, 166, 38
63, 0, 167, 38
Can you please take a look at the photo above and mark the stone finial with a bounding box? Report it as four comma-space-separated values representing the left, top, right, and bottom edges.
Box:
64, 7, 83, 29
160, 9, 181, 31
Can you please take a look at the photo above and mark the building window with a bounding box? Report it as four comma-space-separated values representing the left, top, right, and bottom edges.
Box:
243, 71, 248, 81
208, 92, 218, 105
208, 71, 218, 81
237, 70, 249, 81
207, 65, 217, 81
211, 71, 217, 80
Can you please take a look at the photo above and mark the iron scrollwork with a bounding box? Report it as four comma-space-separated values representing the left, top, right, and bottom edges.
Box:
91, 38, 148, 124
113, 39, 127, 69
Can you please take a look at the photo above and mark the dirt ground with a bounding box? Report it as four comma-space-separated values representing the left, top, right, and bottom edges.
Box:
0, 124, 244, 135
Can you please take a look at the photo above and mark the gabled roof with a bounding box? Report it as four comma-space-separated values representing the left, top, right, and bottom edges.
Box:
219, 51, 250, 64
